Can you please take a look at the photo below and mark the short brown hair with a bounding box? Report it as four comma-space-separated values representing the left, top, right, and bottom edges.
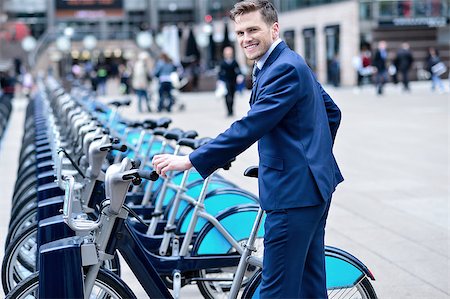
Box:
230, 0, 278, 25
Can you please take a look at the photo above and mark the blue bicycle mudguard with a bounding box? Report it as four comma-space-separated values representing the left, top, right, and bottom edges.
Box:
243, 248, 375, 298
324, 245, 375, 288
177, 189, 259, 234
165, 180, 237, 220
192, 204, 264, 255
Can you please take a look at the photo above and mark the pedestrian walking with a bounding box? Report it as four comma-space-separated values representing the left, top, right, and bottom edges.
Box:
0, 70, 16, 102
394, 42, 414, 91
154, 53, 177, 112
132, 52, 152, 112
119, 63, 131, 95
426, 47, 447, 93
372, 40, 389, 95
218, 46, 242, 117
152, 1, 343, 298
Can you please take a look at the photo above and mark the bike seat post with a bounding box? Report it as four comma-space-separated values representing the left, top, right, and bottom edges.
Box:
159, 167, 192, 256
107, 105, 119, 128
178, 173, 214, 256
113, 127, 133, 164
132, 128, 148, 157
228, 207, 264, 299
139, 135, 169, 206
146, 143, 182, 235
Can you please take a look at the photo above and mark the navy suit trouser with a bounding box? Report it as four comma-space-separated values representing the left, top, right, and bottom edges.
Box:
260, 200, 331, 299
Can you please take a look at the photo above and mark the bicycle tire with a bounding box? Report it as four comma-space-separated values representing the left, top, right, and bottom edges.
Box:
5, 205, 37, 248
193, 206, 264, 299
241, 269, 378, 299
5, 269, 136, 299
2, 225, 37, 294
2, 225, 121, 294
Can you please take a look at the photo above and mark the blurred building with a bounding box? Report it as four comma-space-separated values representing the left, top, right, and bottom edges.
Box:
1, 0, 449, 86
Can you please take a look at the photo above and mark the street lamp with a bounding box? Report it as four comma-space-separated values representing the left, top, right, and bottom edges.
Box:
83, 35, 98, 51
136, 31, 153, 49
21, 36, 37, 68
56, 36, 72, 77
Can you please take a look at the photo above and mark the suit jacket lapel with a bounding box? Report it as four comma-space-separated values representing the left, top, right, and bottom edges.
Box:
249, 41, 288, 106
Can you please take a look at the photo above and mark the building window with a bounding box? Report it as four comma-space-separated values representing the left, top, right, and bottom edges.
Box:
324, 25, 340, 86
283, 30, 296, 51
302, 27, 316, 72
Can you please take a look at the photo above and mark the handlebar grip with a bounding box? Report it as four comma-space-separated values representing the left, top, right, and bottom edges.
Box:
112, 144, 127, 152
139, 170, 160, 181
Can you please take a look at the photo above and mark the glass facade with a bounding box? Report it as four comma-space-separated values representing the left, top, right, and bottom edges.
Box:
360, 0, 449, 20
278, 0, 348, 11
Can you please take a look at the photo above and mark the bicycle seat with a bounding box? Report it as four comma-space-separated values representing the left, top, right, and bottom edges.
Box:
164, 128, 185, 141
120, 120, 144, 128
107, 98, 132, 107
157, 117, 172, 128
183, 130, 198, 139
244, 166, 258, 178
94, 106, 107, 114
178, 137, 212, 150
153, 128, 168, 136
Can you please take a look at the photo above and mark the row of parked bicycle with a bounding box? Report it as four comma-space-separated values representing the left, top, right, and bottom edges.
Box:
2, 76, 377, 299
0, 95, 13, 145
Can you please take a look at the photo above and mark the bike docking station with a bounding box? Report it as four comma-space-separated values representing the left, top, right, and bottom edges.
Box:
3, 77, 377, 299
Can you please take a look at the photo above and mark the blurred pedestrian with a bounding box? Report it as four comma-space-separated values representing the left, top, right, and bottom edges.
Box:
0, 70, 16, 101
22, 69, 34, 97
132, 52, 152, 112
353, 46, 373, 89
394, 42, 414, 91
154, 53, 177, 112
119, 63, 131, 95
426, 47, 447, 93
372, 40, 389, 95
329, 53, 340, 87
96, 61, 108, 96
218, 46, 242, 116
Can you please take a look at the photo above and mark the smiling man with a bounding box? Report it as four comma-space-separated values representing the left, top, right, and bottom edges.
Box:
152, 1, 343, 297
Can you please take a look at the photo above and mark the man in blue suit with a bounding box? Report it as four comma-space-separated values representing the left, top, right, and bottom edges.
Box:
153, 0, 343, 297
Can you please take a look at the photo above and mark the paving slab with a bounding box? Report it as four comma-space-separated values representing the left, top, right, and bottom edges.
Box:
0, 81, 448, 298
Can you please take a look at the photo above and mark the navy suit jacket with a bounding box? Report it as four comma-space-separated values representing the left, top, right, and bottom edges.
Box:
190, 41, 343, 210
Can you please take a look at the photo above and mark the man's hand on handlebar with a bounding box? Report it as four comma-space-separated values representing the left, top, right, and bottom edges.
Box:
152, 154, 193, 178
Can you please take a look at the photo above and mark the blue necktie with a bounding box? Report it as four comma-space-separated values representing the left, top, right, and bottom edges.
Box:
252, 63, 260, 85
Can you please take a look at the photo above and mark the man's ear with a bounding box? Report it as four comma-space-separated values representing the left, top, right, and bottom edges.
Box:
271, 22, 280, 40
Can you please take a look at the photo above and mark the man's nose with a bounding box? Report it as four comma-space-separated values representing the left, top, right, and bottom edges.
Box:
243, 32, 252, 43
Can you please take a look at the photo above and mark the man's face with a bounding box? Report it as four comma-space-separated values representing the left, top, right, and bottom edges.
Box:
234, 10, 279, 61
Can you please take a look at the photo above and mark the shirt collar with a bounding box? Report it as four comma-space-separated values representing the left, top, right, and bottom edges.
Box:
255, 38, 282, 70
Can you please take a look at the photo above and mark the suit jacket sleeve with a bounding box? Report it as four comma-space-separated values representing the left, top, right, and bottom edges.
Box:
317, 82, 341, 142
189, 63, 300, 179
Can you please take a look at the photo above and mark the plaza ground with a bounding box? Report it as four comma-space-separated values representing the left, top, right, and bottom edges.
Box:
0, 80, 448, 298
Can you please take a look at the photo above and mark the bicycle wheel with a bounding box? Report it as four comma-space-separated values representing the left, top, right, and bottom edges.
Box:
327, 277, 378, 299
2, 225, 37, 294
241, 270, 378, 299
5, 206, 37, 248
5, 269, 136, 299
2, 225, 121, 294
193, 206, 265, 299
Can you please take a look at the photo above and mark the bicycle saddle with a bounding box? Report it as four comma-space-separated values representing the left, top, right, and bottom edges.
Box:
107, 98, 132, 107
164, 128, 197, 141
178, 137, 212, 150
142, 117, 172, 130
244, 166, 258, 178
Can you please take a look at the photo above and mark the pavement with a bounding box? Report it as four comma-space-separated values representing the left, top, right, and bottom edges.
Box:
0, 80, 449, 298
